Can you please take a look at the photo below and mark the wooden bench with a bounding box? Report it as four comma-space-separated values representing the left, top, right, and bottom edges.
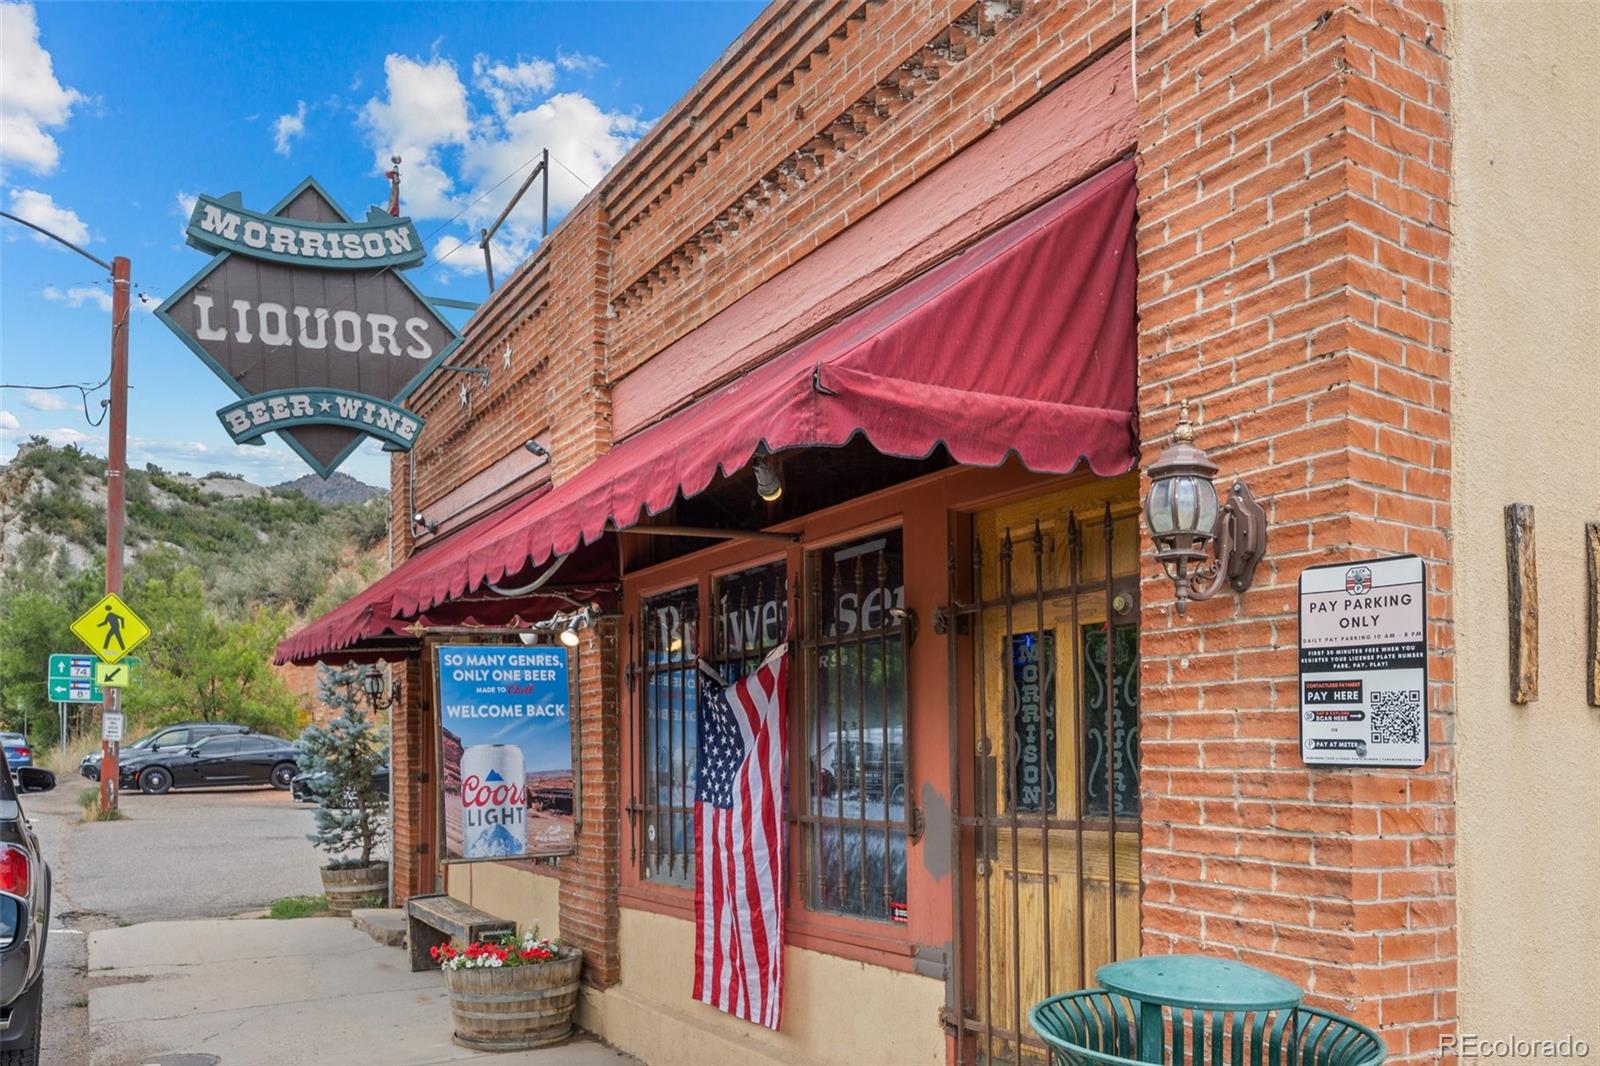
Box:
405, 893, 517, 972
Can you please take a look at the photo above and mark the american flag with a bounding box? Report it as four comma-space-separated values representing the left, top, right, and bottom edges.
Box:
693, 647, 788, 1030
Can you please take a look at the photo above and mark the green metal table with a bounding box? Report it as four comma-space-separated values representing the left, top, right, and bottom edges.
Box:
1098, 956, 1302, 1063
1028, 954, 1387, 1065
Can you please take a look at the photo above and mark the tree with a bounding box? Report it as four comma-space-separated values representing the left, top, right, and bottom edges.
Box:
0, 557, 104, 746
298, 665, 389, 869
121, 560, 302, 736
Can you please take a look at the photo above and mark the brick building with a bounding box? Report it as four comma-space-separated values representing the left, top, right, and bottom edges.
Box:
279, 2, 1598, 1063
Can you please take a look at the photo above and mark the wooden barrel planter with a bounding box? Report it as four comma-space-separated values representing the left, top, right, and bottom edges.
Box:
320, 861, 388, 916
443, 947, 584, 1051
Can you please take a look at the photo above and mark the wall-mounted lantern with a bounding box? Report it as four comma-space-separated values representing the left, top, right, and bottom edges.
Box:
1144, 401, 1268, 615
360, 664, 398, 711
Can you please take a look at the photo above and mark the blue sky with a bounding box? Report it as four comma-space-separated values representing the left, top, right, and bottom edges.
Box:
0, 1, 761, 485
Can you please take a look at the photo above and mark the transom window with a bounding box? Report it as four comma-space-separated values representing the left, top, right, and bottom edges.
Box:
802, 530, 908, 923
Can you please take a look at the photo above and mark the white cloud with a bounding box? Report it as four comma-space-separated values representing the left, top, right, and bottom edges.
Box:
556, 50, 605, 74
7, 187, 90, 246
361, 50, 641, 282
361, 54, 472, 219
273, 100, 307, 156
0, 421, 96, 450
22, 389, 70, 412
41, 284, 111, 312
473, 55, 556, 119
0, 2, 84, 178
174, 190, 197, 238
451, 93, 643, 276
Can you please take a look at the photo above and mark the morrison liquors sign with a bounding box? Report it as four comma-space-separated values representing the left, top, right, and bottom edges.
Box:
156, 179, 461, 477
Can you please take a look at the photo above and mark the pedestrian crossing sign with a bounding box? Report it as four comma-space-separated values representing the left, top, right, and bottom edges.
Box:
70, 593, 150, 664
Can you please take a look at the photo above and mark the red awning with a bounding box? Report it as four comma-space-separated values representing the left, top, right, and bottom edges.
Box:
278, 158, 1137, 659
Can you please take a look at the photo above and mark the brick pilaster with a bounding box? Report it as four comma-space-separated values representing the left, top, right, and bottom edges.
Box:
556, 617, 623, 987
1133, 2, 1455, 1060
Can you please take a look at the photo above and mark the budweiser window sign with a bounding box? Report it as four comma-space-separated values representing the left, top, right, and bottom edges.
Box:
156, 178, 461, 477
1298, 554, 1429, 768
435, 644, 575, 860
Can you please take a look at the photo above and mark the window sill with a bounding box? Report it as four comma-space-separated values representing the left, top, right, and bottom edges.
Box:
618, 884, 916, 972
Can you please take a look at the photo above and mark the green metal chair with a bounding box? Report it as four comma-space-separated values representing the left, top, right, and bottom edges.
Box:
1028, 989, 1386, 1066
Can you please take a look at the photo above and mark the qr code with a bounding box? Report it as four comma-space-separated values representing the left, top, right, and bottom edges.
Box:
1369, 689, 1423, 744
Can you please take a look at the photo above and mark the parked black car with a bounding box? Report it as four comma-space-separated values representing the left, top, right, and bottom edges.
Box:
290, 763, 391, 805
1, 754, 57, 1066
80, 722, 252, 781
119, 734, 300, 794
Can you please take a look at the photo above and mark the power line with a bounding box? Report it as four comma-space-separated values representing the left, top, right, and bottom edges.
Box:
550, 154, 593, 190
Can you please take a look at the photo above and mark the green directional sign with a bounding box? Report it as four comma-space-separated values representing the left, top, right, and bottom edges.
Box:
47, 654, 101, 704
46, 654, 140, 703
48, 653, 97, 680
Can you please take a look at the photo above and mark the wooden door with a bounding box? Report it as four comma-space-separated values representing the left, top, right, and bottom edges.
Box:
961, 480, 1141, 1064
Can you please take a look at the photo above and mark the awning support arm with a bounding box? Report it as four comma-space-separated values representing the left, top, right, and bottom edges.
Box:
615, 523, 800, 544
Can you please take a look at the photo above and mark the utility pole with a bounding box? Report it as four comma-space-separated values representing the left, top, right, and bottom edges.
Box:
0, 211, 129, 816
98, 256, 131, 815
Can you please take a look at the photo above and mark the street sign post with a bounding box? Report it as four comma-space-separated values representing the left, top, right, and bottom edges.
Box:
70, 593, 150, 664
47, 654, 103, 704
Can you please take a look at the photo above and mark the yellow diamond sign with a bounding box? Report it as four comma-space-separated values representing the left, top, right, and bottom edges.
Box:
70, 593, 150, 664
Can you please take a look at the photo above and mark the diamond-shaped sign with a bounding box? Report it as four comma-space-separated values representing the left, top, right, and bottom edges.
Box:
70, 593, 151, 664
155, 179, 460, 477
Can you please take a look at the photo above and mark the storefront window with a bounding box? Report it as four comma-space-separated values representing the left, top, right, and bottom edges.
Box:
804, 531, 908, 923
1082, 622, 1139, 819
711, 561, 788, 677
640, 586, 699, 884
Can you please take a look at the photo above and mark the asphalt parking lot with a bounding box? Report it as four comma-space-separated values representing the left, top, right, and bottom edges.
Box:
26, 777, 389, 1064
32, 782, 332, 924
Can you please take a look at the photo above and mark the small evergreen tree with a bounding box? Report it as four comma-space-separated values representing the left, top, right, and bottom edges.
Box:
298, 664, 389, 869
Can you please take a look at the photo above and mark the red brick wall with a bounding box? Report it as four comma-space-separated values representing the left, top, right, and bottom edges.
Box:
1133, 2, 1454, 1060
371, 0, 1459, 1053
391, 654, 432, 901
384, 1, 1145, 924
556, 618, 622, 987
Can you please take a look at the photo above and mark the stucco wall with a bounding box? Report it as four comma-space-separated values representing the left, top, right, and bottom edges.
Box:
579, 908, 944, 1066
445, 861, 562, 940
1452, 0, 1600, 1041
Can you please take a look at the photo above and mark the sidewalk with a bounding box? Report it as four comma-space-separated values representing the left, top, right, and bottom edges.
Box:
87, 917, 638, 1066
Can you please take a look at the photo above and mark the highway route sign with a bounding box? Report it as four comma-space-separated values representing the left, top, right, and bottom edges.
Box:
46, 654, 101, 704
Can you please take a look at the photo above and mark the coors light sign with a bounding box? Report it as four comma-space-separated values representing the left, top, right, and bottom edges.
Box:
460, 744, 527, 858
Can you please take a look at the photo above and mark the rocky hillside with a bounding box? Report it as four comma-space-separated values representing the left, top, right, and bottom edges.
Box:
273, 471, 388, 506
0, 439, 390, 618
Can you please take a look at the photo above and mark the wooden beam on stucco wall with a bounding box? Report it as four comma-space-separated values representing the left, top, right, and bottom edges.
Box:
1586, 522, 1599, 707
1505, 503, 1538, 703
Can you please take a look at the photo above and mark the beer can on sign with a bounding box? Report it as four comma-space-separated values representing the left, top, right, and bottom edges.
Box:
460, 744, 527, 858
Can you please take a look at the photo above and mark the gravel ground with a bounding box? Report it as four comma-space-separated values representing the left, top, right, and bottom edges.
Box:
25, 776, 389, 1063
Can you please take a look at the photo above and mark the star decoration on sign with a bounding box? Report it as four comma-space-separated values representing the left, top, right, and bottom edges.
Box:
318, 399, 332, 412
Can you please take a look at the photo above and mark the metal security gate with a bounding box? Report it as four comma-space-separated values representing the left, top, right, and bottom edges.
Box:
946, 491, 1142, 1066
